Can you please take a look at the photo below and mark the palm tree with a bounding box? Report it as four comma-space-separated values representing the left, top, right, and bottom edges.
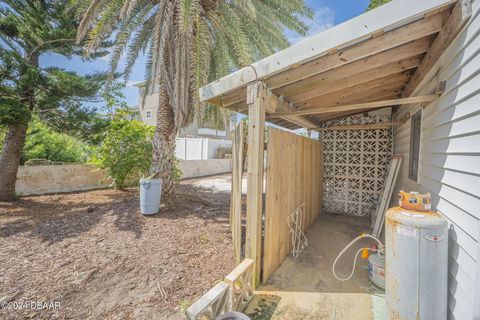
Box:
75, 0, 313, 200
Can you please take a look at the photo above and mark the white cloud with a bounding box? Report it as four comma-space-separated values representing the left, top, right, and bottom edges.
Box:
287, 6, 335, 45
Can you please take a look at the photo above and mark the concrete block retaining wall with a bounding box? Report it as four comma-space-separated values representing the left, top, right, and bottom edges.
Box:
15, 164, 111, 196
178, 159, 232, 179
15, 159, 232, 196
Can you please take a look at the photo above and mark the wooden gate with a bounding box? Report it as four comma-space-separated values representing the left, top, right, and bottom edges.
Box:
262, 128, 323, 283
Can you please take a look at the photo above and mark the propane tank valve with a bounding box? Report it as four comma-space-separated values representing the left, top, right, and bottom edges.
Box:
377, 243, 385, 258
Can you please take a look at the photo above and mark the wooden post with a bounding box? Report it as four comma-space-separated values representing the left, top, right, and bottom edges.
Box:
245, 81, 266, 288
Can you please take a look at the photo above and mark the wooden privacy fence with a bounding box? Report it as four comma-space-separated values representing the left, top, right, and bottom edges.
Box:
263, 128, 323, 283
230, 123, 247, 265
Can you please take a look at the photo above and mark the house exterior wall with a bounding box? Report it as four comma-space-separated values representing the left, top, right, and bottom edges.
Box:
134, 83, 232, 140
136, 92, 159, 126
392, 3, 480, 318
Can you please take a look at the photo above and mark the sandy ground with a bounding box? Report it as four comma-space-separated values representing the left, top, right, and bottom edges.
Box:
0, 175, 236, 320
245, 214, 385, 320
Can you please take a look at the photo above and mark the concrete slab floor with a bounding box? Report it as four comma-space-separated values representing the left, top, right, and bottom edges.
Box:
244, 213, 385, 320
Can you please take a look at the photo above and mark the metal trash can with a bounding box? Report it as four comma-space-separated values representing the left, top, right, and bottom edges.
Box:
139, 178, 162, 215
216, 312, 251, 320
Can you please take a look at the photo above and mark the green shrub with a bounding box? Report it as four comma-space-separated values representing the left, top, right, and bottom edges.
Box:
91, 109, 154, 189
20, 120, 92, 164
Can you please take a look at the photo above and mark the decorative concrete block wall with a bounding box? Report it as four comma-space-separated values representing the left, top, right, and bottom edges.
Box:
322, 109, 393, 216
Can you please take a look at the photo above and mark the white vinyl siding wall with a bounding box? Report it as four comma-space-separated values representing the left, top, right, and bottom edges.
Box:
392, 2, 480, 319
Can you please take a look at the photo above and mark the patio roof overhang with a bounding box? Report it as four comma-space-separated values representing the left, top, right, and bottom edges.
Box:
199, 0, 471, 130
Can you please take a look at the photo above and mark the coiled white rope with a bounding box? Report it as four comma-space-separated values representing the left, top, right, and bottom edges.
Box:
332, 234, 383, 282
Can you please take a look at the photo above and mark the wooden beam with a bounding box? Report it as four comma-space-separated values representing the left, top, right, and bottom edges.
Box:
288, 57, 420, 103
267, 12, 447, 90
315, 105, 396, 122
264, 91, 293, 113
199, 0, 455, 102
276, 37, 432, 98
271, 95, 440, 117
299, 79, 407, 111
220, 47, 423, 109
317, 122, 402, 131
402, 0, 472, 97
282, 115, 318, 129
245, 81, 266, 288
254, 90, 318, 129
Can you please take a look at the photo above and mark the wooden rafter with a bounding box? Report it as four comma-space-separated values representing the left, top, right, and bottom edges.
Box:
267, 11, 448, 90
298, 74, 409, 109
219, 38, 428, 110
288, 57, 421, 103
271, 95, 441, 117
402, 0, 472, 97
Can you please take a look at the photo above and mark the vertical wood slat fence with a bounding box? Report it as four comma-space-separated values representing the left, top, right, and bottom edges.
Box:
262, 128, 324, 283
230, 123, 246, 266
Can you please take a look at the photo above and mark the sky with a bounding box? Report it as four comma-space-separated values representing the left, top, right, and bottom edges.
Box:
39, 0, 371, 110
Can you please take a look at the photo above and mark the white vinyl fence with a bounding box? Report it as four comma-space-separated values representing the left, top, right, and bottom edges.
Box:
175, 137, 232, 160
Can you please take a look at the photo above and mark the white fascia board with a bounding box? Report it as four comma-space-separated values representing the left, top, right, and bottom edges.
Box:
199, 0, 455, 102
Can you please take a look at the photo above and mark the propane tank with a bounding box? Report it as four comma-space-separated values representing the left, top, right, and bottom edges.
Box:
368, 247, 385, 290
385, 192, 448, 320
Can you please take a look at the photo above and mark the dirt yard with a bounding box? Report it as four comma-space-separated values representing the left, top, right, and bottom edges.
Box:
0, 175, 235, 320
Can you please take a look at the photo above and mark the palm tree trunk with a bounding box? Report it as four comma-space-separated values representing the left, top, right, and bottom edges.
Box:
0, 123, 27, 201
151, 86, 177, 201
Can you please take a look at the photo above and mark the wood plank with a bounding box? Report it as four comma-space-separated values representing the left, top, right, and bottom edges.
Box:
298, 74, 409, 109
372, 157, 403, 237
267, 100, 318, 129
228, 40, 427, 112
263, 128, 323, 283
271, 95, 440, 117
267, 12, 447, 90
318, 122, 402, 131
402, 0, 472, 97
245, 81, 266, 288
230, 123, 245, 265
298, 83, 403, 113
199, 1, 455, 102
282, 115, 318, 129
314, 105, 396, 123
266, 13, 447, 89
288, 57, 421, 103
186, 281, 229, 320
249, 90, 318, 129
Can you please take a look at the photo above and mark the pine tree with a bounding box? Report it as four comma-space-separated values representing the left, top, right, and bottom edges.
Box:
0, 0, 107, 200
